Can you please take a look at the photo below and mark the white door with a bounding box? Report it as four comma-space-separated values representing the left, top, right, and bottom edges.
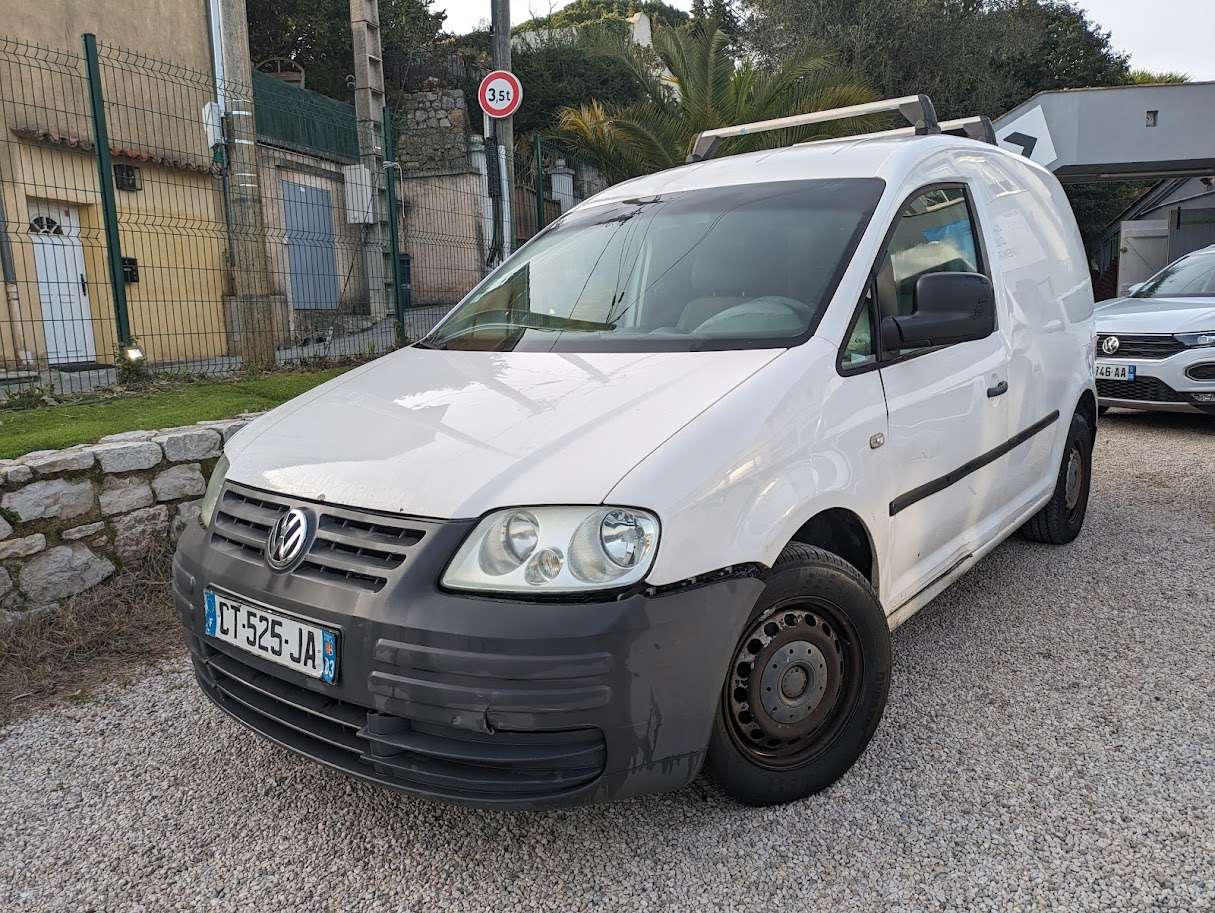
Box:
28, 200, 97, 364
1117, 220, 1168, 297
872, 185, 1010, 608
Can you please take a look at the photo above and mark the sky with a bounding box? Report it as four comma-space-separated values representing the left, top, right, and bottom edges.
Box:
440, 0, 1215, 80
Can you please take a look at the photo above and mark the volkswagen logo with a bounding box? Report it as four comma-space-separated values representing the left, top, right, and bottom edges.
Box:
1101, 335, 1120, 355
265, 508, 311, 571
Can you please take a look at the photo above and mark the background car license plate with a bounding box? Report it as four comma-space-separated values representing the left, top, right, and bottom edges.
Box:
1095, 363, 1135, 381
204, 589, 337, 683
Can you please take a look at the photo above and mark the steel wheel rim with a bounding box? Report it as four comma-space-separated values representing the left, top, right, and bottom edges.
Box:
723, 596, 863, 769
1064, 444, 1084, 511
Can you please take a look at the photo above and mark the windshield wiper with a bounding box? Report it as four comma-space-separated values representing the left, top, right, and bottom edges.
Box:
433, 309, 616, 340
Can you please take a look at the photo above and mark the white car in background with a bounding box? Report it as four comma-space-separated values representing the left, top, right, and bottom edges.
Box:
1095, 244, 1215, 414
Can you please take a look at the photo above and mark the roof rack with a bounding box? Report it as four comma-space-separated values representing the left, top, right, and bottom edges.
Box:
795, 115, 999, 149
940, 116, 996, 144
687, 94, 939, 163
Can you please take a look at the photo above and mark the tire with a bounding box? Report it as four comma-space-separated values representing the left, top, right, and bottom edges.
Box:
1020, 410, 1093, 544
705, 543, 891, 806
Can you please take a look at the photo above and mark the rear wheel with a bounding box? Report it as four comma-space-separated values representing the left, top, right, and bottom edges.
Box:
705, 543, 890, 806
1021, 411, 1092, 544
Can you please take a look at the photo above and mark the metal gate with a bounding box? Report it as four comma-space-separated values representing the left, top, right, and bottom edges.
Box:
1117, 220, 1169, 296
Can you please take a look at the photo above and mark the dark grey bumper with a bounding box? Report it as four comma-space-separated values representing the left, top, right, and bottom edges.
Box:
173, 507, 763, 808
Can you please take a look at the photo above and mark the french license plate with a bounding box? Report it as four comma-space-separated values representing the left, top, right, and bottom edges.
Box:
1095, 362, 1135, 381
204, 589, 337, 683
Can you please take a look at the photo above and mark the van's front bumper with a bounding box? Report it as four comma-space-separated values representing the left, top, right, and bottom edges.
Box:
173, 504, 763, 809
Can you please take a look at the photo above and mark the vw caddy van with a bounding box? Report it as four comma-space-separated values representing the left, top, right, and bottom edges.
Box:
175, 97, 1098, 808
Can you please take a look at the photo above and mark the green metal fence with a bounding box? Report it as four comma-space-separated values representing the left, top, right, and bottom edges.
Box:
252, 71, 359, 163
515, 134, 608, 247
0, 32, 618, 404
0, 33, 418, 400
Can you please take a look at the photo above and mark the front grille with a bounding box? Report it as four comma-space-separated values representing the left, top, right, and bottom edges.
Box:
1186, 363, 1215, 381
197, 649, 606, 802
1097, 375, 1187, 403
1097, 334, 1185, 360
210, 484, 428, 592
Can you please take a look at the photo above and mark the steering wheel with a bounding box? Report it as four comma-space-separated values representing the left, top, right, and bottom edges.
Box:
691, 297, 813, 335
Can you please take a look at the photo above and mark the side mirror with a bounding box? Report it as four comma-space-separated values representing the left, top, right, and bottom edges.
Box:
880, 272, 996, 351
1127, 281, 1145, 296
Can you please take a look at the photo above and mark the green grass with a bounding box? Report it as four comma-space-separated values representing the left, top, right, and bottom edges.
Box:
0, 367, 350, 459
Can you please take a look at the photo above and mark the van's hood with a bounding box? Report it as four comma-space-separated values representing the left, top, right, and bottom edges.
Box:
226, 347, 782, 519
1095, 296, 1215, 334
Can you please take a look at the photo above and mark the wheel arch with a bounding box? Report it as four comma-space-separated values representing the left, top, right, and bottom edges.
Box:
1077, 387, 1098, 444
785, 506, 880, 596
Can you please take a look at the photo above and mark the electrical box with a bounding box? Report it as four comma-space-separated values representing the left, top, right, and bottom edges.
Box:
343, 164, 374, 224
121, 256, 139, 283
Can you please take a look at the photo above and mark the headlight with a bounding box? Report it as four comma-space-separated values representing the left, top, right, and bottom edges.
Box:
197, 454, 229, 528
443, 506, 660, 594
1176, 332, 1215, 348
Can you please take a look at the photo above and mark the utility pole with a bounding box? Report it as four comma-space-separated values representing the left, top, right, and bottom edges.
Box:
491, 0, 515, 238
350, 0, 389, 319
215, 0, 275, 369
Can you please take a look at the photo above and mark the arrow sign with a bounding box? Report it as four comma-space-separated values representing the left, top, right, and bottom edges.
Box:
995, 105, 1057, 168
1004, 131, 1037, 158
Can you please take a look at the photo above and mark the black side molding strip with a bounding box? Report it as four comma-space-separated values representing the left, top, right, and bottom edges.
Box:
889, 410, 1061, 517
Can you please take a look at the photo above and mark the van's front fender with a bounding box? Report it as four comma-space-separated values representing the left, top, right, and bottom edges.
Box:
609, 339, 890, 600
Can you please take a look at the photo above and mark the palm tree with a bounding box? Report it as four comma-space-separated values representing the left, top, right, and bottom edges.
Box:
556, 19, 876, 181
1128, 69, 1190, 85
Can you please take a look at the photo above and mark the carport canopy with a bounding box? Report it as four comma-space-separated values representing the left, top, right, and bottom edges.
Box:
992, 82, 1215, 183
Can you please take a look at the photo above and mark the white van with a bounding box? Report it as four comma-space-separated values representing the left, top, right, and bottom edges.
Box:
176, 97, 1097, 808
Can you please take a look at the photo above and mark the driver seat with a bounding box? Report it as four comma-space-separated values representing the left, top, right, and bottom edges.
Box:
676, 248, 749, 332
677, 236, 789, 332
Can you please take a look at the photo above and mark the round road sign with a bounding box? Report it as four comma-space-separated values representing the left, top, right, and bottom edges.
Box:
478, 70, 523, 119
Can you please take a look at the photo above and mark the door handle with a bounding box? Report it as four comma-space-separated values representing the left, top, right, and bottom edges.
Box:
987, 380, 1008, 398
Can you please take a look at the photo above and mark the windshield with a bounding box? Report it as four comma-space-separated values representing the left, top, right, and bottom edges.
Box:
420, 178, 885, 352
1133, 251, 1215, 299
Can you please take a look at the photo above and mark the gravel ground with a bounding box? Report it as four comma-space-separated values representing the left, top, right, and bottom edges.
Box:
2, 411, 1213, 912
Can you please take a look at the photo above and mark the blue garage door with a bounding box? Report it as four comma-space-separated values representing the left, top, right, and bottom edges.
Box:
281, 179, 340, 310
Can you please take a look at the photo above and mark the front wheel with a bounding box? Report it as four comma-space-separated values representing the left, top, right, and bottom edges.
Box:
705, 544, 891, 806
1020, 410, 1093, 544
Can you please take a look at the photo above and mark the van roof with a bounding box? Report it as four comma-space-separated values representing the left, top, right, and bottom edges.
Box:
585, 133, 1034, 207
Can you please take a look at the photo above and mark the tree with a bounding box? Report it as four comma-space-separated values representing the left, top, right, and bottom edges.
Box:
990, 0, 1130, 112
691, 0, 741, 44
247, 0, 447, 101
515, 0, 690, 32
556, 20, 875, 181
497, 34, 645, 138
738, 0, 1130, 119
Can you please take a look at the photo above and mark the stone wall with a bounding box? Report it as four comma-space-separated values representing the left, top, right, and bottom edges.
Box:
0, 416, 259, 619
397, 88, 473, 176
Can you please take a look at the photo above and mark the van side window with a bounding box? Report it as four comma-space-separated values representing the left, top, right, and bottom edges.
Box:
840, 294, 876, 369
875, 186, 984, 355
